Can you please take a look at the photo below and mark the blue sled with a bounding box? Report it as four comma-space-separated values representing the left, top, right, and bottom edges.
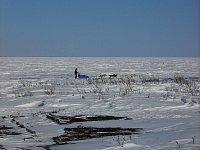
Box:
79, 75, 89, 79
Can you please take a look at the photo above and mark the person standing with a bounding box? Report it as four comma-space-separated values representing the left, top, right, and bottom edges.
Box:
74, 68, 79, 79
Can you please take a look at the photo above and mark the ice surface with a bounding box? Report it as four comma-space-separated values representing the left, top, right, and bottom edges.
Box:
0, 57, 199, 149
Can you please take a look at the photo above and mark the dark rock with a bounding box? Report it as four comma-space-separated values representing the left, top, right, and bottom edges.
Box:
26, 128, 36, 134
0, 125, 13, 130
53, 126, 142, 145
46, 113, 131, 125
0, 125, 21, 136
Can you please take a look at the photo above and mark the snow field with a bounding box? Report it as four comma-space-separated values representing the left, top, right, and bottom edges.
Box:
0, 57, 199, 149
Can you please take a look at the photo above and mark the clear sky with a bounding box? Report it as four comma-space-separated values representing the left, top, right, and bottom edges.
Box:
0, 0, 199, 57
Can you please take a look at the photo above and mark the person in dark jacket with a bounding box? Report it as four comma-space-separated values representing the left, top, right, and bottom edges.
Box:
74, 68, 79, 79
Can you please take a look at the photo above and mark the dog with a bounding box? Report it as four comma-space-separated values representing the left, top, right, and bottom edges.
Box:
99, 74, 107, 78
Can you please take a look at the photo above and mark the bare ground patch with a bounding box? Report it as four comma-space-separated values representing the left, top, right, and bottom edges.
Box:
46, 113, 131, 125
53, 126, 143, 145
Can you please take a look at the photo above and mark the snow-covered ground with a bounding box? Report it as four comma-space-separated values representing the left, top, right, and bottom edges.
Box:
0, 57, 199, 150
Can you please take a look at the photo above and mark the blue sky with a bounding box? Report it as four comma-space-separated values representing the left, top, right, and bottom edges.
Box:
0, 0, 199, 56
